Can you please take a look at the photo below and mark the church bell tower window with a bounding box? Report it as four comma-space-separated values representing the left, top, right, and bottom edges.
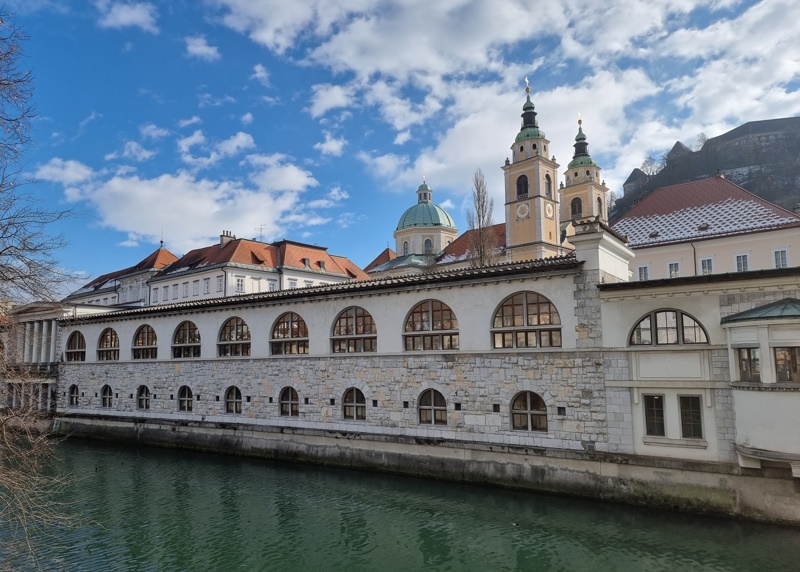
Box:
516, 175, 529, 199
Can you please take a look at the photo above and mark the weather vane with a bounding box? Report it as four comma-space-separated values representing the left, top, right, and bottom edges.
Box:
423, 174, 426, 183
578, 110, 582, 125
524, 76, 530, 93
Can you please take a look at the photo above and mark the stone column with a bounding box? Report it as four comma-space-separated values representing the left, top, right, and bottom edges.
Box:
23, 322, 31, 363
16, 327, 24, 363
45, 383, 51, 412
40, 320, 50, 364
50, 319, 58, 363
32, 321, 42, 364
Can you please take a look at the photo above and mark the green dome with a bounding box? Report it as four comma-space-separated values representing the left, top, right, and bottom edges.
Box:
515, 127, 545, 142
567, 155, 597, 169
396, 202, 456, 231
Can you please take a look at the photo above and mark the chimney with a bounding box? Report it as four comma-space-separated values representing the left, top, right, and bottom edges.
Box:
220, 230, 236, 247
794, 203, 800, 216
715, 170, 725, 179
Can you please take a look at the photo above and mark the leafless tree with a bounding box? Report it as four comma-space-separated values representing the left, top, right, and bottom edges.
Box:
640, 154, 665, 177
694, 132, 708, 151
466, 168, 496, 267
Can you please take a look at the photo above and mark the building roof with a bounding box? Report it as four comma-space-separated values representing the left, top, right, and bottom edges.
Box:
436, 223, 506, 265
611, 175, 800, 248
396, 201, 457, 230
721, 297, 800, 324
65, 246, 178, 299
364, 247, 396, 273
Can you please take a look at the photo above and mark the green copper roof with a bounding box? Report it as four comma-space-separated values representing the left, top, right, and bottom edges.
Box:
418, 182, 432, 192
567, 155, 597, 169
396, 202, 457, 231
721, 298, 800, 323
575, 126, 587, 142
522, 95, 535, 111
515, 127, 545, 142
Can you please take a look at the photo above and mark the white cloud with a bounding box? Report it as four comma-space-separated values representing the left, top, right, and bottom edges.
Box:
328, 186, 349, 201
122, 141, 156, 161
180, 131, 256, 169
96, 1, 159, 34
241, 112, 254, 125
198, 93, 236, 108
185, 35, 221, 61
250, 63, 270, 87
356, 151, 409, 179
439, 199, 454, 210
307, 186, 350, 209
313, 131, 346, 156
393, 130, 410, 145
118, 232, 140, 247
74, 111, 101, 139
139, 122, 169, 139
245, 153, 318, 192
309, 83, 356, 118
178, 115, 202, 128
177, 130, 205, 154
35, 158, 94, 185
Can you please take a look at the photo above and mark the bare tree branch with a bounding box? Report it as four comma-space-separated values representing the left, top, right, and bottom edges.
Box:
466, 168, 497, 267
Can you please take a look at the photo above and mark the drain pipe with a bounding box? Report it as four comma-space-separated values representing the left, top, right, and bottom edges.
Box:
691, 242, 697, 276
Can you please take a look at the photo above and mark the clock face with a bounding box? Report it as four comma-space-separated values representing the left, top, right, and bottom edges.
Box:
545, 203, 554, 219
515, 203, 530, 219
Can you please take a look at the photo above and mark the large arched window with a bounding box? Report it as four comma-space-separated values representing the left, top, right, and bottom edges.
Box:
66, 332, 86, 362
343, 388, 366, 420
332, 307, 377, 353
133, 325, 158, 359
271, 312, 309, 355
138, 385, 151, 410
280, 387, 299, 417
225, 386, 242, 414
101, 384, 113, 408
69, 384, 79, 407
173, 321, 201, 358
418, 388, 447, 425
178, 385, 193, 412
516, 175, 529, 199
97, 329, 119, 361
511, 391, 547, 431
424, 239, 433, 255
492, 292, 561, 349
571, 197, 583, 218
404, 300, 459, 351
403, 241, 409, 256
218, 317, 251, 357
629, 310, 709, 345
544, 174, 552, 198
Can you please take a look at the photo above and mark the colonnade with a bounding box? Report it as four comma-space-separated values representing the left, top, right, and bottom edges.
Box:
18, 319, 59, 364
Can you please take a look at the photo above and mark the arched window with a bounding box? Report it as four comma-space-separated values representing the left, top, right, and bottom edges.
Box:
403, 241, 409, 256
225, 386, 242, 414
418, 388, 447, 425
629, 310, 709, 345
332, 307, 377, 353
516, 175, 529, 199
271, 312, 309, 355
280, 387, 299, 417
101, 384, 113, 408
138, 385, 151, 410
544, 174, 552, 198
424, 239, 433, 255
173, 321, 201, 358
343, 388, 366, 420
133, 325, 158, 359
69, 384, 79, 406
492, 292, 561, 349
218, 317, 251, 357
178, 385, 193, 412
404, 300, 459, 351
597, 197, 603, 217
571, 197, 583, 218
66, 332, 86, 362
97, 329, 119, 361
511, 391, 547, 431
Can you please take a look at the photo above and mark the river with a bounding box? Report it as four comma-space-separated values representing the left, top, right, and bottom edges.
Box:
3, 439, 800, 571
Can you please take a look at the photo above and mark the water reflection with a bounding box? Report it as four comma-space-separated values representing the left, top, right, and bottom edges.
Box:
4, 439, 800, 571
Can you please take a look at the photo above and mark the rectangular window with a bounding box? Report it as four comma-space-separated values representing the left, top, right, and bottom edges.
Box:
183, 282, 189, 297
774, 249, 788, 269
152, 288, 158, 304
736, 253, 749, 273
103, 297, 108, 305
235, 277, 245, 293
172, 285, 178, 299
192, 280, 199, 296
737, 348, 761, 382
637, 265, 649, 281
217, 276, 223, 292
643, 395, 665, 437
304, 280, 313, 288
668, 262, 680, 278
774, 347, 800, 382
700, 258, 713, 275
204, 278, 210, 294
289, 280, 297, 289
162, 288, 168, 302
679, 396, 703, 439
111, 296, 117, 304
269, 281, 276, 292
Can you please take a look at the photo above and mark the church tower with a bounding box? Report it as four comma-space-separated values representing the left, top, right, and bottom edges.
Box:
503, 81, 563, 262
559, 116, 609, 224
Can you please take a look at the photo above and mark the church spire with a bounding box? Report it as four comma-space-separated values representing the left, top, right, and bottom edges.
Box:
573, 112, 590, 160
521, 77, 538, 129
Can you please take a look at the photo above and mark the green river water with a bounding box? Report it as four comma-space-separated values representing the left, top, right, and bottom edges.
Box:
3, 439, 800, 571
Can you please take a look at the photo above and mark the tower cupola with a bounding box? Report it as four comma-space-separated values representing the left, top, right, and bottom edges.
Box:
567, 115, 597, 170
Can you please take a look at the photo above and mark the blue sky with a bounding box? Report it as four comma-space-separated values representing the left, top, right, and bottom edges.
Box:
13, 0, 800, 285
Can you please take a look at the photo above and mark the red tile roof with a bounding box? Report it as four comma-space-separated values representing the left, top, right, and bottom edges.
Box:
437, 223, 506, 264
364, 247, 396, 273
76, 247, 178, 291
612, 176, 800, 247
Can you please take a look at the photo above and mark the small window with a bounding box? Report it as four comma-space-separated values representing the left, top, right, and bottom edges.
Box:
178, 385, 193, 412
491, 292, 561, 349
737, 348, 761, 382
679, 396, 703, 439
668, 262, 680, 279
217, 276, 224, 292
700, 258, 713, 275
218, 317, 251, 357
774, 347, 800, 382
69, 384, 79, 406
271, 312, 309, 355
173, 321, 201, 358
101, 385, 113, 408
544, 174, 552, 198
289, 280, 297, 289
133, 325, 158, 359
225, 386, 242, 414
193, 280, 200, 296
516, 175, 529, 199
629, 310, 708, 345
97, 328, 120, 361
418, 388, 447, 425
172, 285, 178, 299
343, 388, 366, 420
162, 288, 169, 302
138, 385, 151, 410
404, 300, 459, 351
570, 197, 582, 218
403, 241, 409, 256
183, 282, 189, 298
424, 239, 433, 255
774, 249, 788, 269
332, 307, 377, 353
204, 278, 210, 294
736, 254, 749, 273
235, 277, 245, 293
511, 391, 547, 431
66, 332, 86, 362
643, 395, 665, 436
152, 288, 158, 304
280, 387, 299, 417
637, 265, 649, 282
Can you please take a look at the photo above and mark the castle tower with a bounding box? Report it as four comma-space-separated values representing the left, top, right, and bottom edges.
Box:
503, 80, 562, 262
560, 116, 609, 223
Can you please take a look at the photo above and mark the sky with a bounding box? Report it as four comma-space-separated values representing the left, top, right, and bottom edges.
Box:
12, 0, 800, 286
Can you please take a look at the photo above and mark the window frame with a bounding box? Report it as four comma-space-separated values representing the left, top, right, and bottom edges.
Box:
700, 257, 713, 276
97, 328, 120, 361
737, 347, 761, 382
178, 385, 193, 412
331, 307, 377, 353
271, 312, 309, 355
491, 292, 561, 350
173, 321, 201, 359
510, 391, 548, 432
570, 197, 583, 218
137, 385, 151, 410
637, 265, 650, 282
418, 388, 447, 425
403, 300, 459, 352
423, 238, 433, 255
66, 331, 86, 362
343, 387, 366, 421
280, 386, 299, 417
667, 261, 681, 279
132, 325, 158, 360
69, 384, 79, 406
678, 395, 703, 439
774, 347, 800, 383
101, 385, 113, 408
735, 253, 749, 273
629, 309, 709, 346
516, 175, 529, 199
773, 248, 788, 269
218, 317, 251, 357
643, 394, 665, 437
225, 386, 242, 414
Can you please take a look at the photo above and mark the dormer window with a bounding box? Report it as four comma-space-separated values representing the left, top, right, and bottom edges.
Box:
649, 231, 660, 239
319, 260, 326, 271
698, 223, 710, 231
